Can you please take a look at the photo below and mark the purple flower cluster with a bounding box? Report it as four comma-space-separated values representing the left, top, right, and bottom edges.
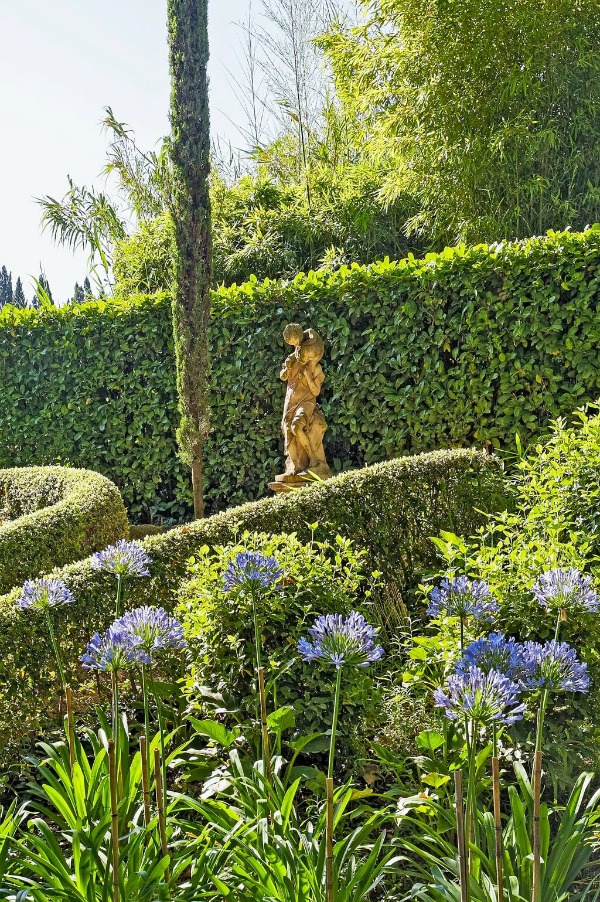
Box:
434, 666, 525, 726
223, 552, 283, 592
115, 606, 186, 655
81, 606, 186, 672
456, 632, 530, 685
298, 611, 384, 669
91, 540, 151, 579
522, 640, 590, 693
441, 632, 590, 725
17, 578, 75, 612
81, 622, 150, 672
532, 568, 598, 615
427, 576, 498, 621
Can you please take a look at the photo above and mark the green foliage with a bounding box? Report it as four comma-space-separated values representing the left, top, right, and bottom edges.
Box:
171, 751, 398, 901
0, 450, 500, 763
322, 0, 600, 246
3, 228, 600, 521
177, 531, 374, 750
396, 767, 600, 901
113, 168, 420, 294
0, 466, 128, 595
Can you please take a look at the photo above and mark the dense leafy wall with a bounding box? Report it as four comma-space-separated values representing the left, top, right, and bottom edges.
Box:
1, 228, 599, 521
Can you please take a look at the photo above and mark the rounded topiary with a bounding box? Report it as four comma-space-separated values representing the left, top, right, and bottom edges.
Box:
0, 466, 129, 594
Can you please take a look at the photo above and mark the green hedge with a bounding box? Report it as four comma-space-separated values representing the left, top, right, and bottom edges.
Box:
1, 229, 599, 521
0, 467, 128, 595
0, 449, 503, 758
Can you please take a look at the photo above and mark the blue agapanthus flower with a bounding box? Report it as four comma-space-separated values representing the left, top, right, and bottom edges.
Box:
532, 568, 598, 614
298, 611, 384, 669
81, 622, 150, 672
223, 551, 283, 592
456, 632, 529, 684
427, 576, 498, 621
91, 540, 151, 579
116, 606, 186, 657
434, 665, 525, 726
17, 577, 75, 612
522, 640, 590, 694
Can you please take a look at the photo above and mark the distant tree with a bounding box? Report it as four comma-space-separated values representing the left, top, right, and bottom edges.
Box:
0, 267, 13, 307
168, 0, 212, 519
83, 276, 93, 299
71, 282, 85, 304
13, 277, 26, 308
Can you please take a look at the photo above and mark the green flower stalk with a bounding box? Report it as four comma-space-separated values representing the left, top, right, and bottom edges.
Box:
17, 578, 75, 705
299, 612, 383, 902
223, 552, 283, 779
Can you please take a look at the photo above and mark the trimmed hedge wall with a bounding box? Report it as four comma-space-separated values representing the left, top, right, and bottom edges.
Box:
1, 229, 599, 520
0, 467, 128, 594
0, 449, 504, 757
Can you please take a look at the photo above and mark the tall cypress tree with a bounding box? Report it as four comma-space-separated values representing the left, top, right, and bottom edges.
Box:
13, 277, 26, 308
72, 282, 85, 304
0, 267, 13, 306
167, 0, 212, 519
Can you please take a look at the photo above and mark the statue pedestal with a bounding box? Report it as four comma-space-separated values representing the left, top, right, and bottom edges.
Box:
268, 470, 331, 494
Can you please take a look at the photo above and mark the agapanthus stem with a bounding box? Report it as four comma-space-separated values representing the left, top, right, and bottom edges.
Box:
108, 739, 120, 902
149, 666, 167, 808
115, 574, 123, 620
328, 667, 343, 780
140, 735, 152, 831
454, 769, 469, 902
154, 747, 170, 883
465, 718, 478, 876
326, 776, 335, 902
532, 693, 548, 902
252, 589, 262, 673
492, 756, 504, 902
141, 664, 151, 773
258, 666, 272, 784
45, 610, 66, 701
111, 670, 120, 781
66, 685, 76, 774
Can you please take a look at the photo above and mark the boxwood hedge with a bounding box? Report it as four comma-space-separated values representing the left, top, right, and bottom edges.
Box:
2, 228, 597, 522
0, 466, 128, 595
0, 449, 503, 758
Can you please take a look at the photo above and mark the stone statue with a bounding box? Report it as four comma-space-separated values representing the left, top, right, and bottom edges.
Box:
270, 323, 331, 491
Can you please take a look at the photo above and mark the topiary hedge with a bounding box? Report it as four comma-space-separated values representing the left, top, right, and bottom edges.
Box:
4, 228, 596, 522
0, 449, 503, 759
0, 466, 129, 595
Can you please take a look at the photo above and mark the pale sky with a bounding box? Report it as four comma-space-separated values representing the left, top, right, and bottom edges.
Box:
0, 0, 257, 301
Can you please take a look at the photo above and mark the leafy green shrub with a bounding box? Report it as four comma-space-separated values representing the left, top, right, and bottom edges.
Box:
0, 466, 128, 594
429, 406, 600, 778
0, 449, 501, 763
177, 531, 374, 750
1, 228, 599, 520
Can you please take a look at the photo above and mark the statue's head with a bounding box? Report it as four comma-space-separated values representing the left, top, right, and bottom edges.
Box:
283, 323, 304, 347
299, 328, 325, 364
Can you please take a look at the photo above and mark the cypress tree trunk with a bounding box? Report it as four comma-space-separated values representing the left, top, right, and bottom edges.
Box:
167, 0, 212, 519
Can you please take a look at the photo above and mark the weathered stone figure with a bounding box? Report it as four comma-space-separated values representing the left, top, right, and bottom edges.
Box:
271, 324, 331, 490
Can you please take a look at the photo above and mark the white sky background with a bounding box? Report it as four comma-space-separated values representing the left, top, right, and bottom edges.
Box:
0, 0, 265, 301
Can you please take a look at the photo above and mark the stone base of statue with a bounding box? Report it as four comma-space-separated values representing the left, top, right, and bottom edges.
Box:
269, 466, 331, 494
